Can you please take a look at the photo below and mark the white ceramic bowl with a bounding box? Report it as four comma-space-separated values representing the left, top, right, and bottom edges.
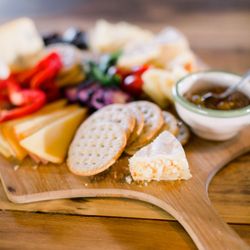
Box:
172, 71, 250, 141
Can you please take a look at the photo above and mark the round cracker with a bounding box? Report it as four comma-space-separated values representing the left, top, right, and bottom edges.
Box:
129, 101, 163, 143
176, 121, 190, 146
158, 111, 178, 136
83, 109, 133, 140
101, 104, 135, 136
67, 122, 126, 176
126, 103, 145, 145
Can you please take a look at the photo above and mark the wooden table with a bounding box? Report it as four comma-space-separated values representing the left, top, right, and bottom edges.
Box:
0, 2, 250, 249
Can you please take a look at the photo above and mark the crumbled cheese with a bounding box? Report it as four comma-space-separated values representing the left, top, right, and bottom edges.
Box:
14, 165, 19, 171
125, 175, 132, 184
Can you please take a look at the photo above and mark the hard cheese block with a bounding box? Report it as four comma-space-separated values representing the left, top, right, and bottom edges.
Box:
129, 131, 191, 181
0, 17, 44, 72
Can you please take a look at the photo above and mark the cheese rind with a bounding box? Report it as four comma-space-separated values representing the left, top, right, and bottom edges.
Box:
129, 131, 191, 182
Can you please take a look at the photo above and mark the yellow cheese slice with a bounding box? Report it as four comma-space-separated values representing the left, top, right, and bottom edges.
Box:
40, 99, 68, 113
0, 99, 68, 161
0, 132, 14, 158
20, 108, 87, 163
159, 65, 188, 103
13, 104, 83, 140
141, 68, 170, 108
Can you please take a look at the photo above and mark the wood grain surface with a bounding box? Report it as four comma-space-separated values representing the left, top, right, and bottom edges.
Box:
1, 210, 250, 250
1, 150, 250, 224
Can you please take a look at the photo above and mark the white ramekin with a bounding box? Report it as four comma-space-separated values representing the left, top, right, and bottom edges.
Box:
172, 71, 250, 141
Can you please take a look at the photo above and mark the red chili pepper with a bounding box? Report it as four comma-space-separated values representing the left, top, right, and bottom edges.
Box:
0, 79, 46, 123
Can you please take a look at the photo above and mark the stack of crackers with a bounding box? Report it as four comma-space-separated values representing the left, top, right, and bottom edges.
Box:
67, 101, 190, 176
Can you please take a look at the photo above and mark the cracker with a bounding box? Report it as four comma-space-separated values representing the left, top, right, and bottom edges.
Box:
125, 111, 179, 155
67, 122, 126, 176
157, 111, 178, 136
128, 101, 163, 143
176, 121, 190, 146
126, 103, 144, 145
83, 109, 133, 140
101, 104, 135, 135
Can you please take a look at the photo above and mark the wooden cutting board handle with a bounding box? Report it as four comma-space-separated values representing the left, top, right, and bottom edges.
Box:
122, 129, 250, 250
147, 183, 250, 250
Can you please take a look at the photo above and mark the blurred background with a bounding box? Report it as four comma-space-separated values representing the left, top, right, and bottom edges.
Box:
0, 0, 249, 73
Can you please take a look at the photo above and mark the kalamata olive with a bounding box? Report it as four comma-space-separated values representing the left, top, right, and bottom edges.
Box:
62, 27, 88, 49
43, 33, 62, 46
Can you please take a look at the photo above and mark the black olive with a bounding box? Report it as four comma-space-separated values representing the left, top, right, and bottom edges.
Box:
42, 33, 62, 46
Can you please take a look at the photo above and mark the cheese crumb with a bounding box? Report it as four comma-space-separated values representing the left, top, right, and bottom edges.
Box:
14, 165, 19, 171
125, 175, 132, 184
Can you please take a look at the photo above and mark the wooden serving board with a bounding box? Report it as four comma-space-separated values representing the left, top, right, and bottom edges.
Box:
1, 127, 250, 250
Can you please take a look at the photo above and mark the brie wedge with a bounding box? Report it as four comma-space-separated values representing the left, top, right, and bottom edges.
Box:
129, 131, 191, 182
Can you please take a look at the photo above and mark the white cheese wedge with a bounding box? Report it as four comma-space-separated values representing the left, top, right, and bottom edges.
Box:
129, 131, 191, 182
0, 55, 10, 79
0, 17, 44, 72
89, 19, 153, 53
166, 50, 196, 72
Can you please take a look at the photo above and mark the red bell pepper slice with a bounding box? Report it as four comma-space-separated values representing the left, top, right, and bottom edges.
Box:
38, 80, 61, 103
0, 80, 9, 102
0, 79, 46, 123
30, 52, 62, 90
14, 52, 62, 88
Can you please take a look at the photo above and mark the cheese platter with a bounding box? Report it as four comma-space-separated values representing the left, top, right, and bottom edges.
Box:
0, 17, 250, 250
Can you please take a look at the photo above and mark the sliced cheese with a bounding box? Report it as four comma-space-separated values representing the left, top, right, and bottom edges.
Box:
141, 68, 170, 108
20, 108, 87, 163
13, 104, 84, 141
150, 27, 189, 67
0, 100, 68, 161
0, 131, 14, 158
118, 26, 190, 69
129, 131, 191, 182
166, 50, 197, 72
89, 19, 153, 53
0, 17, 44, 72
40, 99, 68, 113
159, 65, 189, 102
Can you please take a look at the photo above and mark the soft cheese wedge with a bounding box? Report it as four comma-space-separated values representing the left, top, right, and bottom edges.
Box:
13, 104, 81, 141
20, 108, 87, 163
129, 131, 191, 182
